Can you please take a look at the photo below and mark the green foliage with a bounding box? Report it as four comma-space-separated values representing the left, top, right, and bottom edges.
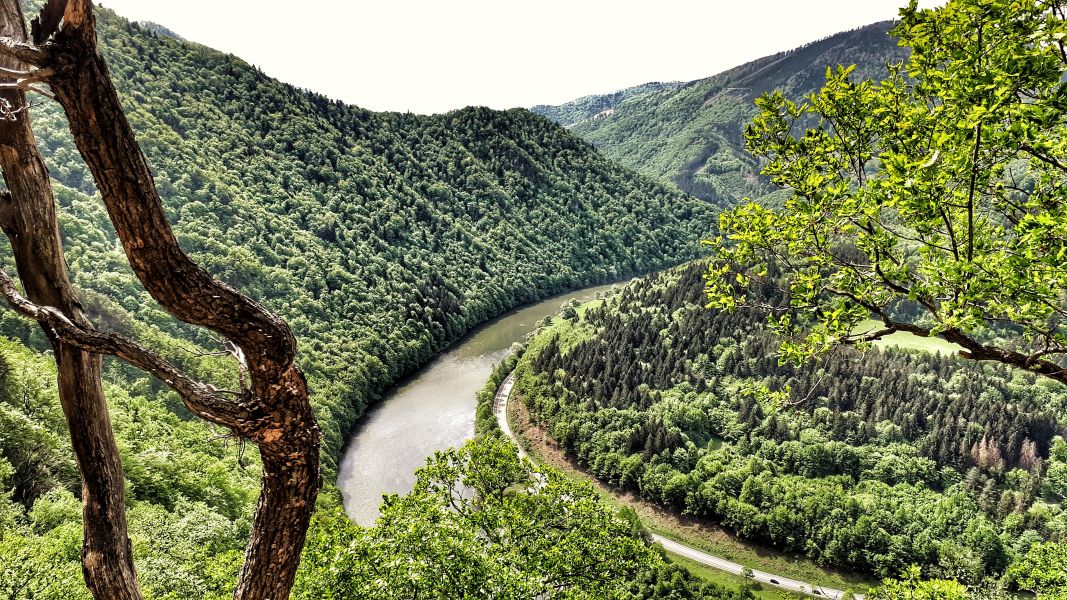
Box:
0, 339, 76, 506
531, 82, 684, 127
1004, 541, 1067, 596
868, 566, 968, 599
533, 23, 906, 206
294, 437, 743, 599
0, 4, 715, 596
1, 489, 90, 600
514, 263, 1067, 585
1046, 437, 1067, 500
706, 0, 1067, 378
0, 336, 259, 598
12, 3, 714, 473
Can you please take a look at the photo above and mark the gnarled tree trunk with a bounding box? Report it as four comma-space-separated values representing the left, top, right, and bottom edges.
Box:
0, 4, 140, 599
41, 7, 322, 597
0, 1, 323, 598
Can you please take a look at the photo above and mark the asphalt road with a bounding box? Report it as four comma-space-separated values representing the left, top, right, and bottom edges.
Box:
493, 371, 864, 600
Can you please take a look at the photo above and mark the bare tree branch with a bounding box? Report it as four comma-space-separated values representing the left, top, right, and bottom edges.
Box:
0, 35, 45, 65
32, 1, 322, 597
0, 268, 248, 428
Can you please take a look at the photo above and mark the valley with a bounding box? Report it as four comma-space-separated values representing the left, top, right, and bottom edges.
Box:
0, 6, 715, 597
0, 0, 1064, 598
338, 283, 615, 525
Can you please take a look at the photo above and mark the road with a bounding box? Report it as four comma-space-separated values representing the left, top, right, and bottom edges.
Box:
493, 371, 864, 600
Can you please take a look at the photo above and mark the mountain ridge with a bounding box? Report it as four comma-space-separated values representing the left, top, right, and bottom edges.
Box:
531, 81, 685, 128
532, 21, 908, 205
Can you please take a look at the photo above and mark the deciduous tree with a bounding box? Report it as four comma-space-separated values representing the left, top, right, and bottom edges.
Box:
706, 0, 1067, 383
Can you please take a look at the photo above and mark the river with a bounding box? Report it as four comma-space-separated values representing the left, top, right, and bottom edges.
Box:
338, 282, 618, 525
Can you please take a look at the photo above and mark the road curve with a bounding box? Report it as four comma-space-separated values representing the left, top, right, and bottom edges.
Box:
493, 371, 863, 600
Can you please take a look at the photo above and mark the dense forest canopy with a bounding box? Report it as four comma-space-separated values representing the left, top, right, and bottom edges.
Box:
0, 6, 714, 467
297, 435, 759, 600
514, 263, 1067, 594
530, 81, 685, 128
0, 4, 715, 596
2, 0, 1060, 596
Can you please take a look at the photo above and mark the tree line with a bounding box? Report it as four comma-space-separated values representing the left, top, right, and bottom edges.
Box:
514, 262, 1067, 593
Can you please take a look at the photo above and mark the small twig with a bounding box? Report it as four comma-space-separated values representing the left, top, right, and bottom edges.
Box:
209, 430, 237, 442
212, 388, 244, 397
0, 65, 50, 79
24, 84, 53, 99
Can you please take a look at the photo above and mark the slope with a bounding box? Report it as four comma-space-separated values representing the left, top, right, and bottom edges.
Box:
20, 9, 716, 462
532, 21, 907, 205
531, 81, 685, 128
0, 7, 715, 596
512, 263, 1067, 586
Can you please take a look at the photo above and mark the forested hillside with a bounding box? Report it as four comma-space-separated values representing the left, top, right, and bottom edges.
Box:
513, 264, 1067, 593
531, 81, 684, 128
0, 6, 715, 597
532, 22, 907, 205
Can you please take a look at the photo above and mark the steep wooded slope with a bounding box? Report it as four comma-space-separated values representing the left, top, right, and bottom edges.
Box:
5, 8, 715, 465
0, 7, 714, 596
531, 81, 684, 127
533, 22, 907, 205
514, 263, 1067, 584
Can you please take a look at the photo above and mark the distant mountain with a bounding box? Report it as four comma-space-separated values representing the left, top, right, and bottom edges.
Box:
532, 22, 908, 206
531, 81, 684, 128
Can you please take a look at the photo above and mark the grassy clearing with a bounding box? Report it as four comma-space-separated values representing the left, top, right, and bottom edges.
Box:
546, 298, 605, 328
854, 319, 963, 355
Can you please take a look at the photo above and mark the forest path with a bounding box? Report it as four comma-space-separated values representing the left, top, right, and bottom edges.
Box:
493, 371, 865, 600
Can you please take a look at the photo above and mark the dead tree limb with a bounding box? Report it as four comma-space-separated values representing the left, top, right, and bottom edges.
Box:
0, 2, 140, 598
0, 0, 323, 597
41, 2, 322, 598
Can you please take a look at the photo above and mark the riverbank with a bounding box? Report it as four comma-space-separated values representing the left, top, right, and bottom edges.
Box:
503, 379, 877, 599
338, 282, 619, 525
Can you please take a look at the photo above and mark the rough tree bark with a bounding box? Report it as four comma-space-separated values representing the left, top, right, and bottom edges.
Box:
0, 4, 141, 599
0, 1, 322, 598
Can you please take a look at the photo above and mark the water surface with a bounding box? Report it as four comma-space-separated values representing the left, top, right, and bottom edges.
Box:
338, 283, 617, 525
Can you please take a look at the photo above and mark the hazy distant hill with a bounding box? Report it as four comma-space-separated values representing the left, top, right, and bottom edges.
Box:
533, 22, 908, 206
531, 81, 684, 127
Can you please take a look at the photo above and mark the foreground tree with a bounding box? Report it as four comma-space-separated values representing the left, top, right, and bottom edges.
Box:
296, 437, 705, 599
867, 567, 968, 600
0, 1, 321, 598
0, 2, 135, 597
1004, 542, 1067, 596
706, 0, 1067, 383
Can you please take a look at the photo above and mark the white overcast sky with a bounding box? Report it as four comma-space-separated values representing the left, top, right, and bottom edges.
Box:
96, 0, 941, 115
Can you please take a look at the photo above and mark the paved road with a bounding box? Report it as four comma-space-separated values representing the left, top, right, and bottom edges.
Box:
493, 371, 863, 600
491, 373, 524, 459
